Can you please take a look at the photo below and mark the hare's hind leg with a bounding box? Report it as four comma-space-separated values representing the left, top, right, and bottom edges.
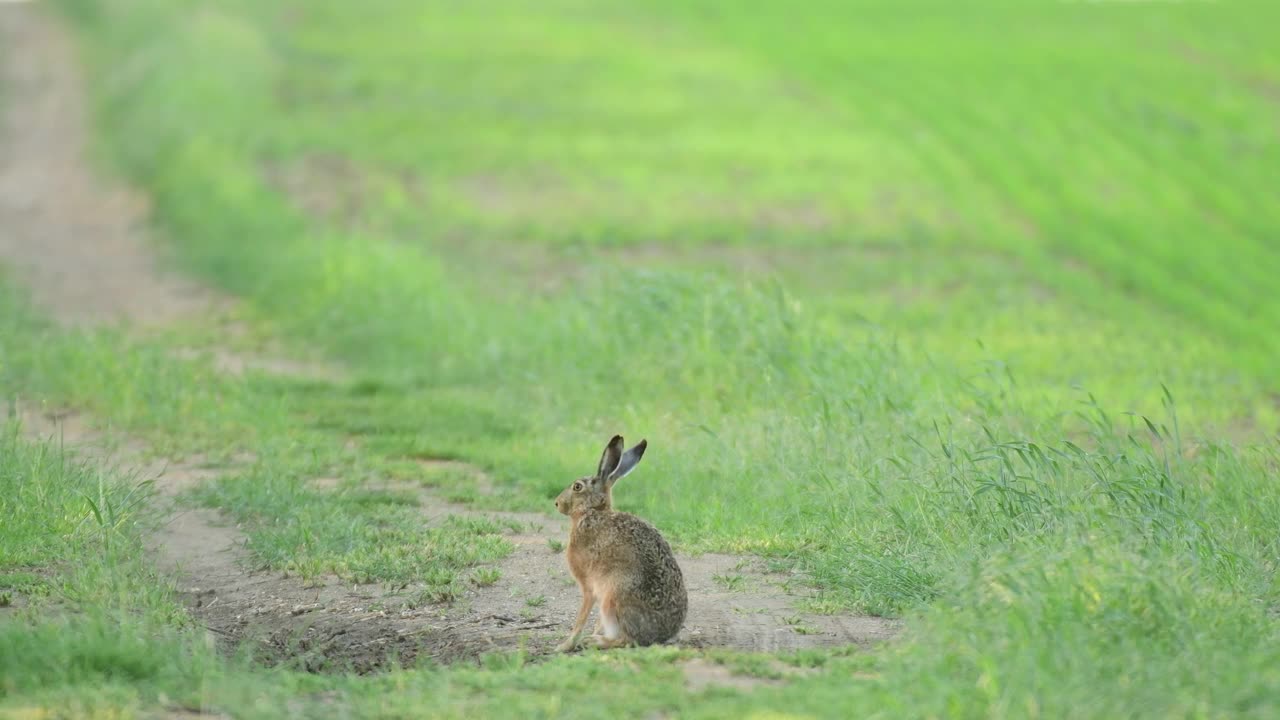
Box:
589, 635, 631, 649
588, 594, 633, 650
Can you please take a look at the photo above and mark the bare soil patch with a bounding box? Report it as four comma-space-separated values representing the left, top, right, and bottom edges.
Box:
0, 6, 342, 382
0, 6, 218, 329
411, 483, 900, 657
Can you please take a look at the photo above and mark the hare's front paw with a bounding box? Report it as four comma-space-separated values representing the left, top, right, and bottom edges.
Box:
555, 639, 579, 653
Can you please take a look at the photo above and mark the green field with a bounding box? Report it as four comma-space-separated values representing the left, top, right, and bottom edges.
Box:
4, 0, 1280, 717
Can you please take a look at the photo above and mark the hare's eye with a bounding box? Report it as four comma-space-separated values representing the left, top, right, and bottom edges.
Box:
573, 482, 584, 492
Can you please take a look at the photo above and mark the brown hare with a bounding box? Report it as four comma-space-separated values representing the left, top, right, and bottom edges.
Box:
553, 435, 687, 651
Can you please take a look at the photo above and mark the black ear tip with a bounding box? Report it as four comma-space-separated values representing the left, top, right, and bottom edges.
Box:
636, 439, 648, 455
609, 434, 624, 445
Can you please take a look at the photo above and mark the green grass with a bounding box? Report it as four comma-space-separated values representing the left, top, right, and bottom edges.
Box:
0, 290, 515, 602
58, 0, 1280, 416
0, 421, 780, 718
1, 0, 1276, 716
4, 412, 1278, 718
0, 424, 219, 709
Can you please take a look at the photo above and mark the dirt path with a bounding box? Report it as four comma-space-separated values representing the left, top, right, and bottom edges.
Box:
0, 4, 899, 672
24, 406, 898, 671
0, 4, 217, 328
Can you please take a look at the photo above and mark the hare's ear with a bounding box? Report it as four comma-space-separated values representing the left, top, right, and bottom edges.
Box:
597, 435, 625, 481
606, 440, 647, 487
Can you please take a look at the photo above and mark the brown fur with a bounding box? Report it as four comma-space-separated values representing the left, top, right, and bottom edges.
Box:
554, 436, 687, 651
